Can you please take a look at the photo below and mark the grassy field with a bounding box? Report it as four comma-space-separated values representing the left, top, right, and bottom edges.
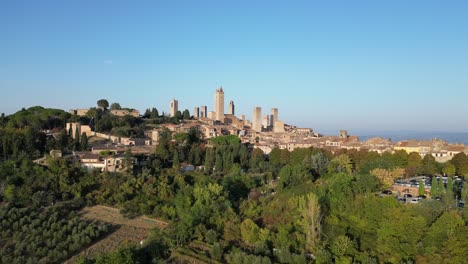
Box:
65, 205, 167, 263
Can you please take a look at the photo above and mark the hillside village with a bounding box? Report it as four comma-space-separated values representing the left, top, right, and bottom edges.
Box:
60, 88, 468, 173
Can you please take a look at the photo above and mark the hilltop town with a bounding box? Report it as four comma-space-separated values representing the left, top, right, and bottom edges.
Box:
65, 87, 468, 172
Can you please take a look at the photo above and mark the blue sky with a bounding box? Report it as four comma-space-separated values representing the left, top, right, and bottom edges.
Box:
1, 0, 468, 133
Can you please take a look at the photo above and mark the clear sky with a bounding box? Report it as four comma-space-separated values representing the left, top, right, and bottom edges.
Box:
1, 0, 468, 133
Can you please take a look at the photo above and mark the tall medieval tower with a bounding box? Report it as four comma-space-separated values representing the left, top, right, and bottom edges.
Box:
214, 87, 225, 121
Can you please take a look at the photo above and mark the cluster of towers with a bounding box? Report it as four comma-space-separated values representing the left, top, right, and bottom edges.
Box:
252, 107, 284, 133
169, 87, 284, 133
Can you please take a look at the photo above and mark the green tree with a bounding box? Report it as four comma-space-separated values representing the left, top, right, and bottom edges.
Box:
423, 211, 464, 257
297, 192, 321, 253
422, 154, 437, 175
109, 103, 121, 110
182, 109, 190, 120
211, 243, 223, 261
240, 218, 260, 245
419, 179, 426, 196
249, 148, 264, 172
204, 148, 215, 174
451, 153, 468, 176
446, 177, 454, 199
174, 110, 182, 120
310, 152, 329, 176
97, 99, 109, 110
406, 152, 423, 177
80, 133, 88, 151
269, 147, 282, 168
173, 151, 180, 169
376, 209, 425, 263
328, 154, 353, 174
330, 235, 352, 259
442, 162, 456, 176
155, 129, 171, 163
430, 180, 438, 197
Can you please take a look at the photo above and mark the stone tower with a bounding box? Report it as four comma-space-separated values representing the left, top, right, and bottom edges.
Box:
170, 99, 178, 117
271, 108, 278, 124
340, 130, 349, 139
252, 107, 262, 132
214, 87, 225, 121
228, 100, 235, 115
200, 106, 207, 118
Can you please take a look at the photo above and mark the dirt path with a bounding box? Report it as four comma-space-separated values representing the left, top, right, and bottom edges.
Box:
65, 205, 168, 263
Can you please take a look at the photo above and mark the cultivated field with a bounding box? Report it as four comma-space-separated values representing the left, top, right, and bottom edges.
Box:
65, 205, 168, 263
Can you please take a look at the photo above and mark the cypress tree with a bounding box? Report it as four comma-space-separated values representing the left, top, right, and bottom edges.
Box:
74, 126, 80, 150
418, 179, 425, 196
80, 133, 88, 151
173, 151, 180, 169
446, 177, 454, 198
430, 179, 437, 197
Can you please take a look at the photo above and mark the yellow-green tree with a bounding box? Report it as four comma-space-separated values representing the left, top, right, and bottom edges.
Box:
442, 162, 456, 176
328, 154, 353, 175
371, 167, 405, 188
297, 192, 321, 253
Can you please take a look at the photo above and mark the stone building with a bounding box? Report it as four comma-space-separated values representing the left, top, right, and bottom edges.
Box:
200, 106, 208, 118
252, 107, 262, 132
170, 99, 178, 117
214, 87, 225, 121
228, 100, 235, 115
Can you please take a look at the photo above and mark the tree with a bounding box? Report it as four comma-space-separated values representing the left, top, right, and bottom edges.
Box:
328, 154, 353, 174
371, 168, 405, 189
109, 103, 121, 110
249, 148, 264, 172
74, 127, 80, 150
211, 243, 223, 261
406, 152, 423, 177
451, 153, 468, 176
330, 235, 352, 259
418, 179, 425, 196
310, 152, 329, 176
442, 162, 456, 176
422, 154, 437, 175
155, 129, 171, 163
174, 111, 182, 120
422, 211, 464, 257
173, 151, 180, 169
446, 177, 454, 199
182, 109, 190, 120
97, 99, 109, 110
430, 180, 438, 197
240, 218, 260, 245
297, 192, 321, 253
80, 133, 88, 151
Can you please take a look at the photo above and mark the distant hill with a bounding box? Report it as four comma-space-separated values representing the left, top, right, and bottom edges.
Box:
360, 131, 468, 145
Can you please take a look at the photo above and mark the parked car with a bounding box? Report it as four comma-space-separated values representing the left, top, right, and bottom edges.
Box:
410, 198, 419, 204
382, 190, 393, 195
404, 194, 413, 198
